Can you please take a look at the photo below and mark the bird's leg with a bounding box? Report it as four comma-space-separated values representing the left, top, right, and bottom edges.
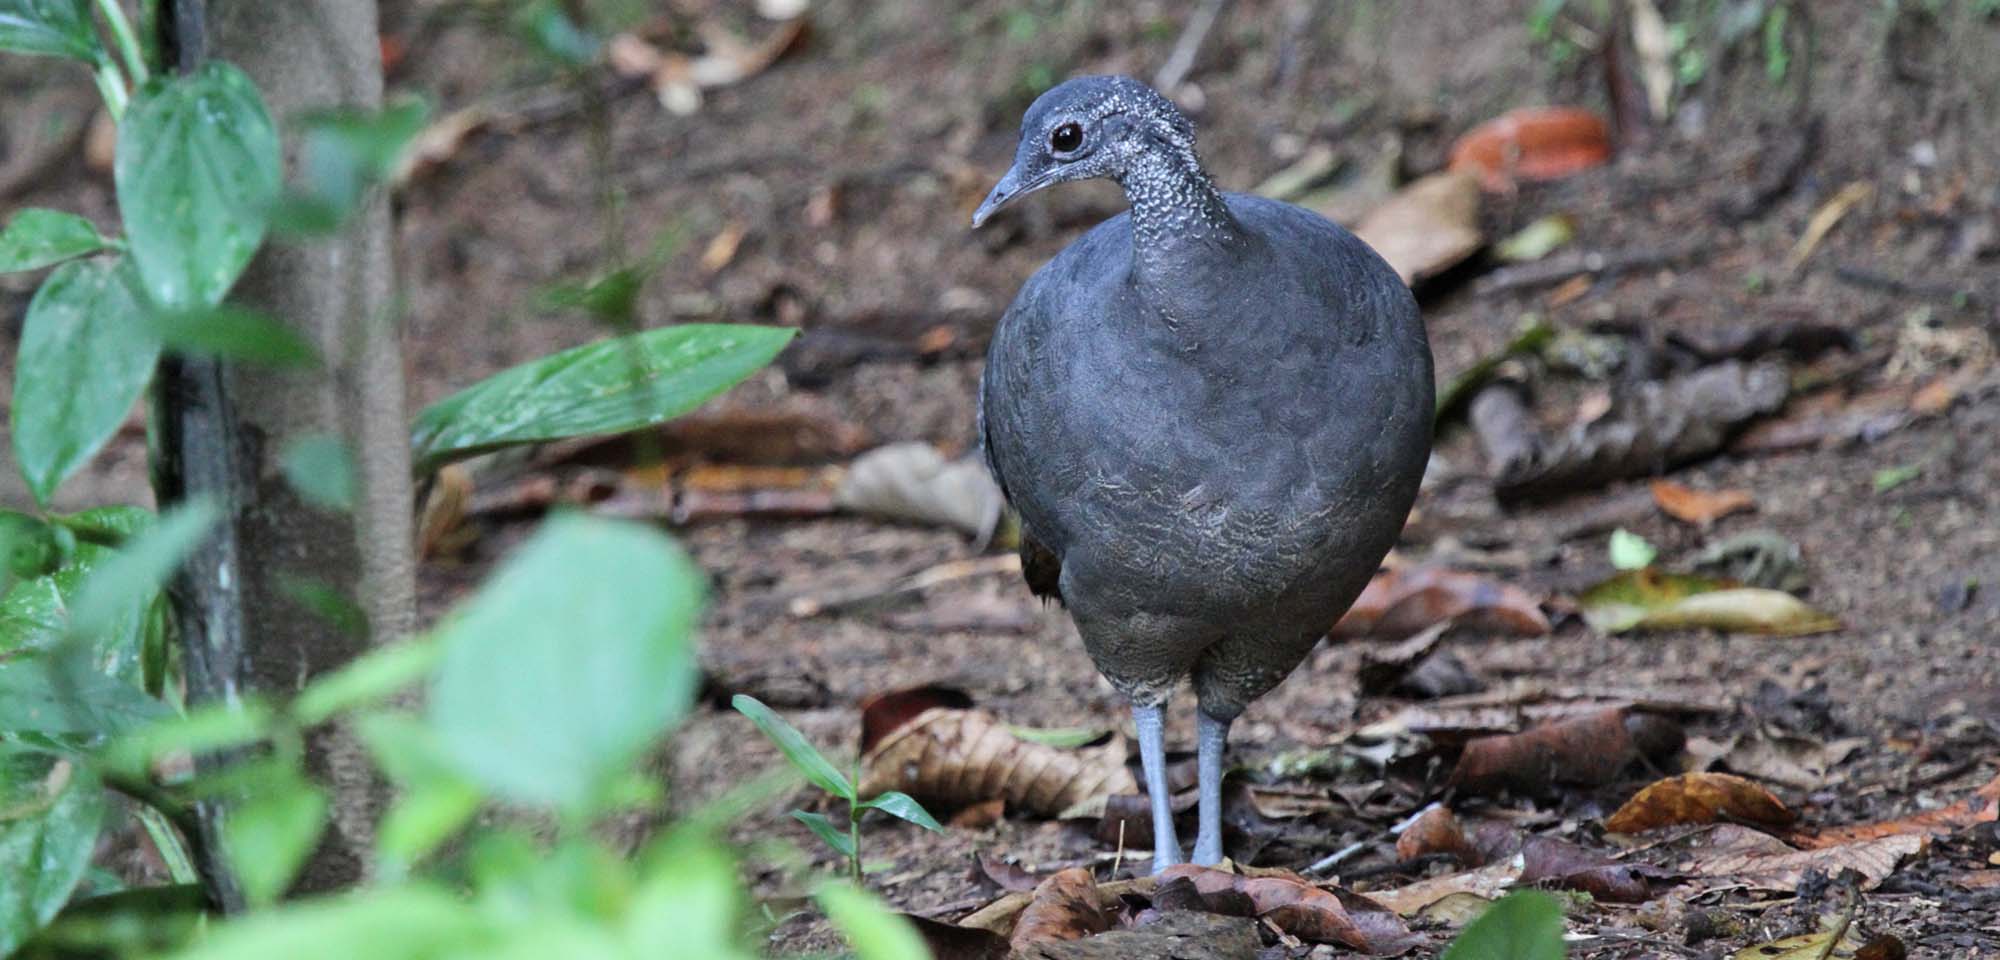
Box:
1132, 702, 1183, 872
1191, 709, 1231, 865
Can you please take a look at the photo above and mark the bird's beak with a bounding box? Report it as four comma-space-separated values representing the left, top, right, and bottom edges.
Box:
971, 164, 1049, 229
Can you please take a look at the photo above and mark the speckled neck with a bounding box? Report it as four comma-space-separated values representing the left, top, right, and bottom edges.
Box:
1116, 143, 1240, 300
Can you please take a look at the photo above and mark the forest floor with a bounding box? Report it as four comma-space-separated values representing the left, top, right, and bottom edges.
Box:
4, 0, 1998, 957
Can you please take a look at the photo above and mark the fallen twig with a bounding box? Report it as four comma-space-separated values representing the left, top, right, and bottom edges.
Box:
786, 554, 1021, 618
1832, 264, 1986, 307
1475, 241, 1706, 295
1153, 0, 1231, 92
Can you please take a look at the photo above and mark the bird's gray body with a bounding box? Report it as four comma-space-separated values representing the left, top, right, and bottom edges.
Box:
980, 193, 1432, 719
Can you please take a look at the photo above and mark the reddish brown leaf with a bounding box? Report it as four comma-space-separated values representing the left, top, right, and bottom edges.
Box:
1667, 823, 1924, 891
860, 685, 976, 753
1156, 866, 1417, 954
952, 798, 1007, 829
1448, 708, 1683, 796
1604, 772, 1797, 833
903, 913, 1010, 960
1333, 567, 1551, 639
1787, 770, 1999, 848
1448, 106, 1612, 192
1649, 480, 1756, 527
977, 850, 1043, 893
1517, 835, 1655, 903
1010, 868, 1113, 949
1396, 806, 1476, 864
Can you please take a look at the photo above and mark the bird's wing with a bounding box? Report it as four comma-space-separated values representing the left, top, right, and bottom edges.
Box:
978, 315, 1065, 606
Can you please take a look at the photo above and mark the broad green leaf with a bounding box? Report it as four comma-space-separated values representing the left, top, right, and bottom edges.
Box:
0, 654, 167, 737
271, 98, 430, 234
19, 883, 205, 957
1440, 890, 1565, 960
536, 267, 644, 325
57, 505, 154, 545
790, 810, 855, 858
163, 887, 490, 960
1578, 569, 1841, 636
1493, 214, 1574, 264
0, 209, 112, 273
0, 576, 65, 657
276, 575, 368, 639
628, 829, 753, 960
860, 791, 943, 832
102, 700, 274, 778
1607, 528, 1656, 571
353, 711, 480, 871
0, 747, 108, 958
147, 306, 320, 367
1005, 724, 1109, 748
732, 694, 852, 801
10, 257, 161, 505
279, 434, 356, 513
376, 780, 481, 875
0, 541, 153, 682
116, 61, 280, 311
512, 0, 599, 65
68, 499, 217, 641
410, 324, 797, 474
817, 883, 931, 960
1, 511, 57, 579
293, 639, 439, 726
0, 0, 102, 62
428, 515, 705, 813
220, 766, 328, 906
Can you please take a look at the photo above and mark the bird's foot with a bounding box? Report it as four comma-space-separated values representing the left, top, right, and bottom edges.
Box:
1190, 829, 1223, 867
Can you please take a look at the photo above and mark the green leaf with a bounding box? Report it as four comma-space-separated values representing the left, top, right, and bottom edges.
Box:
627, 831, 755, 959
1, 541, 156, 684
0, 654, 168, 737
731, 694, 852, 801
0, 747, 107, 958
428, 515, 705, 814
1578, 569, 1841, 636
376, 779, 481, 876
220, 766, 328, 906
280, 434, 357, 513
276, 575, 369, 639
1005, 724, 1108, 748
816, 883, 931, 960
1492, 214, 1574, 264
0, 0, 102, 62
0, 209, 113, 273
20, 883, 205, 957
165, 887, 490, 960
512, 0, 600, 65
1872, 463, 1921, 493
101, 700, 274, 779
116, 61, 280, 311
147, 305, 320, 367
790, 810, 856, 858
1440, 890, 1566, 960
68, 498, 217, 641
10, 257, 161, 505
56, 505, 154, 545
293, 639, 439, 726
410, 324, 797, 474
860, 791, 944, 832
270, 98, 430, 235
1607, 528, 1657, 571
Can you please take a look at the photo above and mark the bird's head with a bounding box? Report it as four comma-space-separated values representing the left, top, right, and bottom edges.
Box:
971, 75, 1196, 228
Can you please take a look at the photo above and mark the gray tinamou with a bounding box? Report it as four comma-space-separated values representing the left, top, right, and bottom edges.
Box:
972, 76, 1433, 871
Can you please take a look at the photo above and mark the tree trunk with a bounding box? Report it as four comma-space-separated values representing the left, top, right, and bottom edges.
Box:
156, 0, 412, 905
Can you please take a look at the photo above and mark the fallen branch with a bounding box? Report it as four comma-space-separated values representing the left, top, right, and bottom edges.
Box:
1152, 0, 1231, 92
1475, 241, 1706, 296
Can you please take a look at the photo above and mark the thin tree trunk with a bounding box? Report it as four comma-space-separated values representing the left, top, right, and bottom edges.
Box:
156, 0, 411, 905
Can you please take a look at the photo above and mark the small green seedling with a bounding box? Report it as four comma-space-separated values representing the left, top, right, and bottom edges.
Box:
1608, 528, 1658, 571
732, 694, 943, 884
1440, 889, 1567, 960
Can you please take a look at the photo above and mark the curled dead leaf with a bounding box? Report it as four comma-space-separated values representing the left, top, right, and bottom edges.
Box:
1788, 770, 2000, 849
1352, 170, 1483, 286
1448, 106, 1612, 192
1362, 860, 1523, 917
1650, 480, 1756, 527
1666, 824, 1925, 892
1605, 772, 1797, 834
1448, 707, 1684, 797
858, 701, 1138, 819
1010, 868, 1113, 949
1396, 805, 1476, 864
1333, 567, 1551, 639
833, 442, 1005, 541
1518, 835, 1655, 903
1579, 569, 1841, 636
1156, 865, 1418, 953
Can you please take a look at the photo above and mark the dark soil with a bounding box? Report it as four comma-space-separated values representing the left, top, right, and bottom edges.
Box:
5, 0, 1998, 956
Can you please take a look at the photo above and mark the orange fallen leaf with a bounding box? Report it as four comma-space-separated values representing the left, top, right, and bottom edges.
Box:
1396, 805, 1476, 863
1448, 106, 1612, 192
699, 220, 748, 274
1333, 566, 1551, 639
1010, 868, 1112, 949
1649, 480, 1755, 527
1673, 823, 1923, 891
1787, 770, 1999, 849
1604, 772, 1796, 833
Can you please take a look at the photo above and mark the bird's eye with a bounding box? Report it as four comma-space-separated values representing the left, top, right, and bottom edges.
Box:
1049, 122, 1084, 154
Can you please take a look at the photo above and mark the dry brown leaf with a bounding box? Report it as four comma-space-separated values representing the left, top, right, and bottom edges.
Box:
903, 913, 1010, 960
393, 106, 491, 185
1788, 770, 1999, 848
1518, 835, 1655, 903
833, 442, 1005, 541
1352, 170, 1483, 285
1447, 106, 1612, 192
1010, 868, 1113, 949
699, 220, 748, 274
858, 702, 1137, 818
1332, 566, 1551, 639
1396, 805, 1476, 863
952, 798, 1006, 829
1362, 860, 1523, 916
1723, 732, 1864, 791
1650, 480, 1756, 527
1155, 866, 1417, 953
417, 463, 473, 559
1605, 772, 1796, 833
1674, 824, 1924, 891
1448, 707, 1684, 796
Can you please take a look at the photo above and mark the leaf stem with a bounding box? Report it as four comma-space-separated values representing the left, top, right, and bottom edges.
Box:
847, 804, 861, 886
96, 0, 152, 86
92, 60, 130, 118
